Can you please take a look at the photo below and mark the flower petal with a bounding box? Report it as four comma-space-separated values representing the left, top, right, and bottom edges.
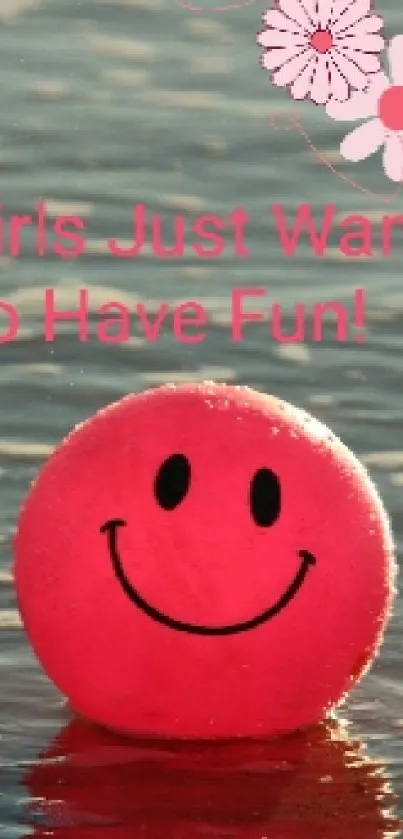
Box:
326, 72, 388, 119
328, 55, 349, 101
262, 9, 302, 34
332, 0, 371, 35
290, 55, 316, 99
261, 47, 298, 72
258, 29, 307, 48
331, 48, 369, 90
278, 0, 315, 33
340, 48, 381, 74
310, 54, 332, 104
335, 33, 384, 53
329, 0, 351, 23
317, 0, 333, 28
388, 35, 403, 85
301, 0, 317, 25
340, 117, 384, 162
342, 14, 384, 35
272, 47, 313, 88
383, 133, 403, 182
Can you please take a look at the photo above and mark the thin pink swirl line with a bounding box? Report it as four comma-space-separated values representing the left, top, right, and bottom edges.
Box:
173, 0, 257, 12
273, 111, 403, 205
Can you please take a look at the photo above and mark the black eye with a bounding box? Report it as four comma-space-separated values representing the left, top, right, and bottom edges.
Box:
250, 468, 281, 527
154, 454, 191, 510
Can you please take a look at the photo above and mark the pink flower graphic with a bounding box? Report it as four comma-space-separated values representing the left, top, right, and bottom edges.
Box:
326, 36, 403, 182
258, 0, 384, 105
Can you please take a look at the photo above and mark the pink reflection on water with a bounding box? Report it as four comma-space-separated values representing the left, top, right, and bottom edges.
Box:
21, 716, 401, 838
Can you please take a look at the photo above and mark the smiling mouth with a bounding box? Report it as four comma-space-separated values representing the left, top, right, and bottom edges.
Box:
100, 519, 316, 636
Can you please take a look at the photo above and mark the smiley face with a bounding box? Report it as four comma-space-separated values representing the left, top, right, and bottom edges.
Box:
14, 383, 395, 739
100, 455, 316, 636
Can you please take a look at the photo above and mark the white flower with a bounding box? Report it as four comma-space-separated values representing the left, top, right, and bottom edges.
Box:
258, 0, 384, 105
327, 36, 403, 182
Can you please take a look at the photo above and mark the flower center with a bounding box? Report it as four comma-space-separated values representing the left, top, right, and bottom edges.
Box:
378, 86, 403, 131
310, 29, 333, 54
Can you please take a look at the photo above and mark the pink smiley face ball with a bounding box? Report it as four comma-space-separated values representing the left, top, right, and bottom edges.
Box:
14, 383, 395, 738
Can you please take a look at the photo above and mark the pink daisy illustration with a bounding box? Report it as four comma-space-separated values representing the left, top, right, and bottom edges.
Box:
258, 0, 384, 105
326, 36, 403, 182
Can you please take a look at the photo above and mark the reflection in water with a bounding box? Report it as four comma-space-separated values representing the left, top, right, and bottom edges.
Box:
21, 718, 401, 839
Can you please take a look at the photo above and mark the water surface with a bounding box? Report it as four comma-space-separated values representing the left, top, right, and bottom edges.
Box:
0, 0, 402, 835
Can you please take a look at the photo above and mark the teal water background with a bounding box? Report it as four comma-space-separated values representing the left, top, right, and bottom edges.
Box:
0, 0, 402, 834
